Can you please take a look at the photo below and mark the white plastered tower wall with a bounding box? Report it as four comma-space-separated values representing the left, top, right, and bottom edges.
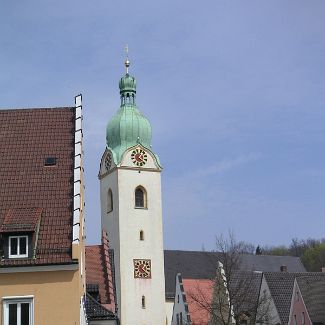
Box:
100, 146, 166, 324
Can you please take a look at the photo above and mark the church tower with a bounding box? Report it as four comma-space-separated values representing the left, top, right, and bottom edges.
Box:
99, 57, 166, 324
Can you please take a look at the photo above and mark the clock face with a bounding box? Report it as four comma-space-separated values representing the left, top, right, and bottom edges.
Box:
104, 154, 112, 171
134, 259, 151, 278
131, 148, 148, 167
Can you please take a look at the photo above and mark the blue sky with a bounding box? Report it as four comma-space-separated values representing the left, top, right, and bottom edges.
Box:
1, 1, 325, 250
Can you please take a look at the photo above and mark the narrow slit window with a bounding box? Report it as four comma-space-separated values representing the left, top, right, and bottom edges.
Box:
107, 189, 113, 213
142, 296, 146, 309
140, 230, 144, 241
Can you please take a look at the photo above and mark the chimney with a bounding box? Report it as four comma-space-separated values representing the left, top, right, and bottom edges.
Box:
280, 265, 287, 272
321, 267, 325, 273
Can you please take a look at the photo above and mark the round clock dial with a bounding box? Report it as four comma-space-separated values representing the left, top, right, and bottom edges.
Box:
104, 154, 112, 171
131, 148, 148, 167
134, 259, 151, 278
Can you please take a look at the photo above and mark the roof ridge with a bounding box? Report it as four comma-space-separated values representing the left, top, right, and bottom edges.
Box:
0, 106, 74, 112
164, 249, 303, 259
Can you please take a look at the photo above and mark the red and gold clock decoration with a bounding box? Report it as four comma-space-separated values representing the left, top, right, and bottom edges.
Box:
134, 259, 151, 278
131, 148, 148, 167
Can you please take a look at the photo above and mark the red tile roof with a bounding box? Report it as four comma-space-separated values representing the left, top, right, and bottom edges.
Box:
183, 279, 214, 325
86, 245, 110, 304
0, 207, 42, 232
85, 232, 116, 313
0, 107, 76, 266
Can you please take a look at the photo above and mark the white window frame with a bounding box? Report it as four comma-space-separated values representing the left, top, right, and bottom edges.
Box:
3, 296, 34, 325
9, 236, 28, 258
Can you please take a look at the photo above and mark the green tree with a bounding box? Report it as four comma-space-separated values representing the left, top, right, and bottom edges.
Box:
301, 243, 325, 272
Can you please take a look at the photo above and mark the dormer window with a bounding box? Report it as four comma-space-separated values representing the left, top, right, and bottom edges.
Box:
9, 235, 28, 258
0, 208, 42, 261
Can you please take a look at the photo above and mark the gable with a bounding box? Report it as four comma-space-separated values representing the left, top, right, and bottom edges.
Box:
120, 145, 161, 170
297, 275, 325, 323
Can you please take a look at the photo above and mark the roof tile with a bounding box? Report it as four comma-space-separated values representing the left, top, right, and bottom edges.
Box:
0, 107, 76, 266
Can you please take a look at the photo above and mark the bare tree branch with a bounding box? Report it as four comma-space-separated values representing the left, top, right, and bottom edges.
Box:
187, 233, 273, 325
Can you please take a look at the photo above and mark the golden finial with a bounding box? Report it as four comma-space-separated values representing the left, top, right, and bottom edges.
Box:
124, 44, 130, 74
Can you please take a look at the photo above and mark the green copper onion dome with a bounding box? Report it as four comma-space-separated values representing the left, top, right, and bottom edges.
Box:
106, 61, 152, 163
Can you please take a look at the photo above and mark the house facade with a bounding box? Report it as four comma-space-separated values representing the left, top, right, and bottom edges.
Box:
288, 279, 311, 325
0, 96, 86, 325
288, 275, 325, 325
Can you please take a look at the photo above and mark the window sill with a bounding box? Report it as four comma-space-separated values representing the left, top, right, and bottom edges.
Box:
8, 255, 29, 259
134, 207, 148, 210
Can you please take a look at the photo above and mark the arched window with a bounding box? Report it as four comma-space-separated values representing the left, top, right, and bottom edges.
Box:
107, 189, 113, 213
140, 230, 144, 241
135, 186, 147, 208
142, 296, 146, 309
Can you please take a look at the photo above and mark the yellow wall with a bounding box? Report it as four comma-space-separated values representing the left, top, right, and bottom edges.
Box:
0, 269, 81, 325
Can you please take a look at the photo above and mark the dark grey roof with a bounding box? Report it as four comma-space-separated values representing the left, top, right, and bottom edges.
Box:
229, 271, 263, 319
297, 276, 325, 324
164, 250, 306, 298
85, 293, 117, 321
264, 272, 325, 325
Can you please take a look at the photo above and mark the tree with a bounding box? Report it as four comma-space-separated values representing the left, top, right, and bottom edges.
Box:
186, 234, 273, 325
255, 245, 262, 255
301, 242, 325, 272
261, 245, 289, 256
261, 237, 325, 271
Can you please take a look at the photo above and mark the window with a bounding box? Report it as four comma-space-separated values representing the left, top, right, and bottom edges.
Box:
9, 236, 28, 258
180, 312, 183, 325
302, 312, 305, 325
44, 157, 57, 166
140, 230, 144, 241
107, 189, 113, 213
141, 296, 146, 309
293, 315, 297, 325
176, 314, 180, 325
135, 186, 147, 208
3, 297, 33, 325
